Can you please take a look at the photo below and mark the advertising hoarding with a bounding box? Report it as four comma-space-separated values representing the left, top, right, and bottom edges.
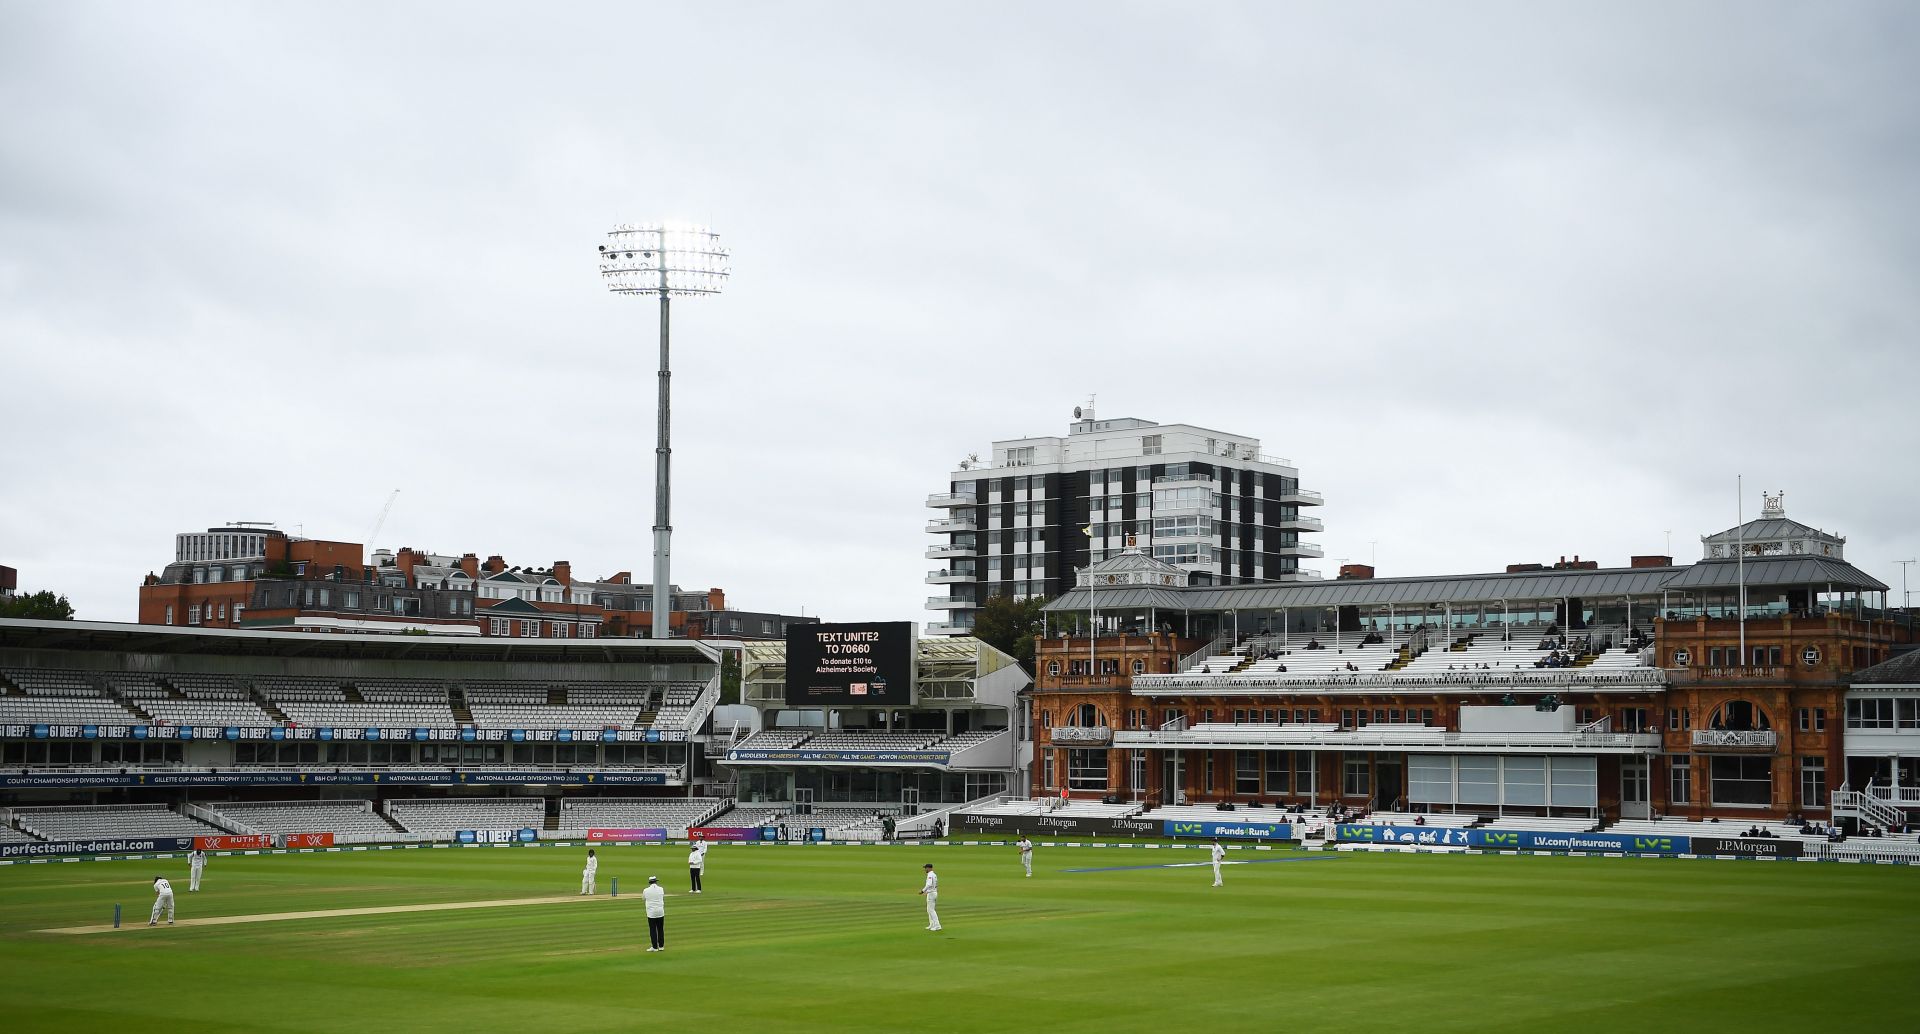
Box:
586, 828, 669, 842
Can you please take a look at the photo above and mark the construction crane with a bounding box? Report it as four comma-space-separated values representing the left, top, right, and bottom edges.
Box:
366, 489, 401, 552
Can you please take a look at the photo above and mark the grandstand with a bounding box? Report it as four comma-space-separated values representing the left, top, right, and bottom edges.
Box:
732, 729, 815, 751
9, 804, 224, 841
384, 797, 545, 834
967, 797, 1146, 819
1481, 815, 1598, 832
275, 698, 459, 728
557, 797, 727, 835
466, 682, 644, 729
0, 695, 141, 724
929, 729, 1006, 752
802, 730, 942, 752
199, 800, 399, 836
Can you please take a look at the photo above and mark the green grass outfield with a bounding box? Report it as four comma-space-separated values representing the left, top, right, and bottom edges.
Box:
2, 841, 1917, 1033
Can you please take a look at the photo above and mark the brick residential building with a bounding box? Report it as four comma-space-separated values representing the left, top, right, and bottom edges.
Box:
137, 524, 813, 640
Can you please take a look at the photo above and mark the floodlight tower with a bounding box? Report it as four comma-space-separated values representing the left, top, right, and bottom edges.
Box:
599, 222, 731, 639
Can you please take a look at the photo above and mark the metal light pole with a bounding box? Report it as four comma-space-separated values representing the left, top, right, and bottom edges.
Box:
1898, 560, 1916, 613
599, 222, 731, 639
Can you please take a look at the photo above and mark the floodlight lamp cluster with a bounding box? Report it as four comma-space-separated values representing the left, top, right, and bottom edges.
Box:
599, 221, 730, 296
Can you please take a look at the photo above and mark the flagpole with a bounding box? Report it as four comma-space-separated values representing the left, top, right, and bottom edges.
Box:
1736, 475, 1746, 662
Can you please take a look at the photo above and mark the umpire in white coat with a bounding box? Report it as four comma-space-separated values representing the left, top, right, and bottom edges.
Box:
642, 876, 667, 951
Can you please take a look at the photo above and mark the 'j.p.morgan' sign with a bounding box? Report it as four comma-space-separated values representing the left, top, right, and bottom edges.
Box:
954, 813, 1158, 837
1691, 836, 1803, 858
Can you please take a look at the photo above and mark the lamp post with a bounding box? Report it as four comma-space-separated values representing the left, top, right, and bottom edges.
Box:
599, 222, 731, 639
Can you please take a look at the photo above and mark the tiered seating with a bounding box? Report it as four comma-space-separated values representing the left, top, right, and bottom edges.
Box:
650, 684, 706, 729
1395, 629, 1552, 675
0, 825, 43, 844
385, 797, 544, 834
568, 684, 658, 709
1587, 644, 1652, 669
557, 797, 725, 833
1180, 632, 1407, 678
136, 674, 275, 726
712, 805, 791, 827
1144, 803, 1310, 823
0, 696, 142, 724
1481, 815, 1598, 832
931, 730, 1005, 752
3, 668, 101, 696
12, 804, 223, 840
203, 800, 394, 835
169, 674, 249, 699
278, 699, 456, 728
466, 683, 642, 729
964, 798, 1048, 817
105, 674, 166, 698
808, 807, 898, 836
732, 729, 815, 750
1367, 811, 1478, 828
803, 731, 940, 752
356, 680, 451, 704
256, 677, 347, 703
138, 699, 278, 726
968, 798, 1148, 820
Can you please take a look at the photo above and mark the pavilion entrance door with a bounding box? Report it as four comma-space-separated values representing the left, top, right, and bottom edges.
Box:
1620, 756, 1650, 819
1374, 758, 1403, 810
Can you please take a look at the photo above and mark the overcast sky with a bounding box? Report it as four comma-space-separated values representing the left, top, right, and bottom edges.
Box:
3, 2, 1917, 626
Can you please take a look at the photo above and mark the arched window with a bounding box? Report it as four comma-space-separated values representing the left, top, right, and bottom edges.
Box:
1077, 703, 1100, 727
1708, 700, 1772, 732
1132, 659, 1146, 675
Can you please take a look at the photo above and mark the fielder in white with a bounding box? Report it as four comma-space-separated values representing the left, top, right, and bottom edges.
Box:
1210, 839, 1226, 887
149, 876, 175, 926
1018, 835, 1033, 878
188, 849, 206, 892
580, 849, 598, 895
919, 863, 941, 931
688, 841, 706, 893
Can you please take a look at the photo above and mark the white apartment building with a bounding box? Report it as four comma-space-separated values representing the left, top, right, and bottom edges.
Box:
926, 406, 1323, 635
